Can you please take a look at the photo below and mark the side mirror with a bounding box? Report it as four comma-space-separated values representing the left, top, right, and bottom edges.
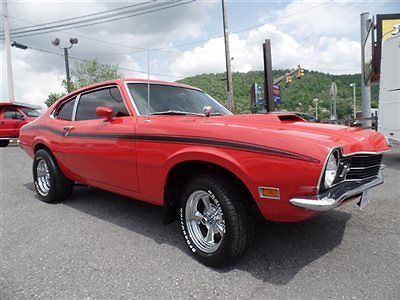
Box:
96, 106, 113, 121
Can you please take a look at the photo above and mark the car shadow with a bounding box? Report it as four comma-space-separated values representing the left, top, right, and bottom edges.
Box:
383, 150, 400, 170
28, 184, 351, 285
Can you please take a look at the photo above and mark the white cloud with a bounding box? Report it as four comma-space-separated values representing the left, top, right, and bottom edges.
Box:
169, 23, 361, 77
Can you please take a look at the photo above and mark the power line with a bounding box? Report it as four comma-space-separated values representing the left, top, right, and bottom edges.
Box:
2, 1, 327, 54
27, 45, 183, 78
7, 0, 157, 33
1, 0, 195, 39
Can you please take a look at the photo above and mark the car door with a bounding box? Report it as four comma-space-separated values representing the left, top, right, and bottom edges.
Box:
61, 86, 139, 192
0, 107, 26, 137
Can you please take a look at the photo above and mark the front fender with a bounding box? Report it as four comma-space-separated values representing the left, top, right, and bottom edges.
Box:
164, 146, 253, 192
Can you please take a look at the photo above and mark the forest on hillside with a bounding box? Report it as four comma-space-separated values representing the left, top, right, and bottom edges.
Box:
179, 70, 379, 120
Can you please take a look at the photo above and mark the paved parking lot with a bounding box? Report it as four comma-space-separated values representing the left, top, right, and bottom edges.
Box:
1, 147, 399, 299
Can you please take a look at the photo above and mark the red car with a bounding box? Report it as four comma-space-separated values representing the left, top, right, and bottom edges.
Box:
0, 102, 40, 147
19, 79, 391, 266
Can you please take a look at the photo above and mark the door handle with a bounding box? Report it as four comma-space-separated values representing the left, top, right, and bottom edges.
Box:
63, 126, 75, 136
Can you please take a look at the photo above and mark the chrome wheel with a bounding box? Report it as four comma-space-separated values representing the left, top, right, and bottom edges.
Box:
185, 190, 226, 253
36, 159, 51, 196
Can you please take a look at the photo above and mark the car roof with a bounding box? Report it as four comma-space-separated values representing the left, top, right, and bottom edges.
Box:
0, 102, 40, 109
56, 78, 203, 104
73, 78, 201, 94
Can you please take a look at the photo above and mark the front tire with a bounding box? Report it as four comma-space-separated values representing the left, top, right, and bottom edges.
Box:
180, 174, 254, 267
33, 149, 73, 203
0, 140, 10, 147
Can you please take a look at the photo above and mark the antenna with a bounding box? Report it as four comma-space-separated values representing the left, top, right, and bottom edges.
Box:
147, 48, 150, 120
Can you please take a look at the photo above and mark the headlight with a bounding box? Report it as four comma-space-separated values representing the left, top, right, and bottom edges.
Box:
324, 151, 339, 188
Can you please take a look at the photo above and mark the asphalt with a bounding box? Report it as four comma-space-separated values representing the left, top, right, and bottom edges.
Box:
1, 146, 399, 299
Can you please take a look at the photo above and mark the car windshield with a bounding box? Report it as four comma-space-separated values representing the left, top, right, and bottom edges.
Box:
21, 108, 40, 117
127, 83, 232, 116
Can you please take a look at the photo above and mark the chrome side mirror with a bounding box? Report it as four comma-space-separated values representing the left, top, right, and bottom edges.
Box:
203, 106, 212, 117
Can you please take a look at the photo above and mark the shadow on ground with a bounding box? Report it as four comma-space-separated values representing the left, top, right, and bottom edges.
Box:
383, 149, 400, 170
25, 184, 351, 285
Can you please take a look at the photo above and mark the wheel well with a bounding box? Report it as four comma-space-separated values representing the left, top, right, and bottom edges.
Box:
162, 160, 259, 224
34, 143, 51, 153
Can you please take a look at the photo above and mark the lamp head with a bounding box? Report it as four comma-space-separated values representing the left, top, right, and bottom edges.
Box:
69, 37, 78, 45
51, 38, 60, 47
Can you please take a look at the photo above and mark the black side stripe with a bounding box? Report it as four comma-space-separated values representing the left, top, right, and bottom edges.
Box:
25, 125, 320, 163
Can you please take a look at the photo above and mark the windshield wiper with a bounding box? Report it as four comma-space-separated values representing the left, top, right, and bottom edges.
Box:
149, 110, 205, 116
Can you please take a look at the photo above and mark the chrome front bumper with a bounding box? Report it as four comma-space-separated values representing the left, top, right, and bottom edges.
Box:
290, 171, 383, 212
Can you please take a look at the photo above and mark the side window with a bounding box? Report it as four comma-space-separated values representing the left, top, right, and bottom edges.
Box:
75, 87, 129, 121
4, 108, 24, 119
55, 97, 76, 121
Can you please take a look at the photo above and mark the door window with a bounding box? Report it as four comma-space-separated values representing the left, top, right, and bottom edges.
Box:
75, 87, 129, 121
3, 108, 24, 119
55, 97, 76, 121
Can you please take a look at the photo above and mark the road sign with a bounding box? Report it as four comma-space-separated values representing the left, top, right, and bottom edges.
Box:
273, 85, 281, 104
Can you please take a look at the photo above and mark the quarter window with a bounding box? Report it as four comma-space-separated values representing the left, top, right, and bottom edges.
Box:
75, 87, 129, 121
55, 97, 76, 121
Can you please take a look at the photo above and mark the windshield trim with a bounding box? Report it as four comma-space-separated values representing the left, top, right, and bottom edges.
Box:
124, 81, 232, 117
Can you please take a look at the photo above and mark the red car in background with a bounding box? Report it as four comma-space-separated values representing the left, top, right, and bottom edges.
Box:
0, 102, 40, 147
19, 79, 391, 266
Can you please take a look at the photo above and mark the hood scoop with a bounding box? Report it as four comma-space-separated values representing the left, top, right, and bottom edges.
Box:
277, 114, 305, 123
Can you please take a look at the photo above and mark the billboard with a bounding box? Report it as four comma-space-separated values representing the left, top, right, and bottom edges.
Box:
374, 14, 400, 81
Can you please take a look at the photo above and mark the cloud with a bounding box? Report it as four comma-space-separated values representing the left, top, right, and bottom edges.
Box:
1, 0, 216, 106
169, 23, 361, 77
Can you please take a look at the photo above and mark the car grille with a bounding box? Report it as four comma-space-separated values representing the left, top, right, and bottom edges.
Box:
341, 154, 383, 182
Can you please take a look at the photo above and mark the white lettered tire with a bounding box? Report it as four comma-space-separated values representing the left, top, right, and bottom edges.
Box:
180, 174, 253, 267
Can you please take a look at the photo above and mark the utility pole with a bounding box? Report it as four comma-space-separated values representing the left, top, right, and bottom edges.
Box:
360, 12, 372, 128
263, 39, 274, 112
221, 0, 234, 112
2, 0, 15, 102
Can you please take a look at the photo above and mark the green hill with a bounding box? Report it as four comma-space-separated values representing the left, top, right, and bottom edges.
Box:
179, 70, 379, 119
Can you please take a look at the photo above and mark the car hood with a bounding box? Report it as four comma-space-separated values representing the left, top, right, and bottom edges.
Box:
162, 114, 390, 163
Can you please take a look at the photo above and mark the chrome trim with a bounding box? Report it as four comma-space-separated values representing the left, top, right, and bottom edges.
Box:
71, 93, 80, 121
290, 169, 383, 211
349, 164, 382, 170
341, 150, 391, 156
316, 146, 341, 194
123, 82, 142, 116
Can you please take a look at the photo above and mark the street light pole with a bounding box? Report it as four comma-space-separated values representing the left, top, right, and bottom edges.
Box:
349, 83, 356, 119
52, 37, 78, 93
63, 48, 72, 93
313, 98, 319, 120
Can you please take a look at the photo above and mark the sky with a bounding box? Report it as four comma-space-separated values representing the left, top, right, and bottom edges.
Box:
1, 0, 399, 109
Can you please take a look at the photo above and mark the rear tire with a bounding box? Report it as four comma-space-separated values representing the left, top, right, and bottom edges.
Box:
33, 149, 73, 203
179, 174, 254, 267
0, 140, 10, 147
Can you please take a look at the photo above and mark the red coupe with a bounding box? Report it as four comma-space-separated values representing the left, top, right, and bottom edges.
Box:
19, 79, 391, 266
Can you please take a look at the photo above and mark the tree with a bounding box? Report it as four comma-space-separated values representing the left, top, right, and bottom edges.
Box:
45, 59, 122, 107
71, 59, 122, 89
45, 92, 65, 108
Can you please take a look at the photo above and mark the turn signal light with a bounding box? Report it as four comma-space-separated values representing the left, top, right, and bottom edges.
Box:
258, 187, 280, 199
